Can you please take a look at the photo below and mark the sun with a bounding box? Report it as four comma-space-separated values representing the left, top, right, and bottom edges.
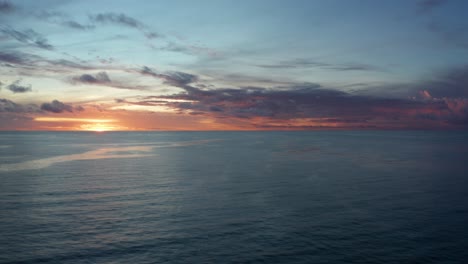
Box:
81, 123, 115, 132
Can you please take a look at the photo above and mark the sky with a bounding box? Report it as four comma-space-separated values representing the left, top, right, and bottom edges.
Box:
0, 0, 467, 131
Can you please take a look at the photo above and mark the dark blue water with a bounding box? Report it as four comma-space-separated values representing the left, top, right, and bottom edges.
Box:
0, 131, 467, 263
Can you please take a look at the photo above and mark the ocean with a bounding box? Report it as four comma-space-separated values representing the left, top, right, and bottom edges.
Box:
0, 131, 467, 263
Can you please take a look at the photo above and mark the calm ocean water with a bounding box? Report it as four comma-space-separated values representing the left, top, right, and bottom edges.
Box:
0, 131, 467, 263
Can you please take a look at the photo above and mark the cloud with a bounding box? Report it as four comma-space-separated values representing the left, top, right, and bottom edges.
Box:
0, 98, 38, 113
35, 11, 95, 30
62, 20, 95, 30
139, 66, 198, 88
40, 100, 73, 113
70, 71, 148, 90
140, 66, 164, 78
89, 12, 159, 39
72, 72, 111, 84
0, 26, 53, 50
139, 78, 468, 128
90, 13, 144, 29
427, 21, 468, 49
154, 84, 373, 118
165, 71, 199, 87
0, 1, 14, 13
256, 58, 381, 71
422, 65, 468, 98
418, 0, 448, 13
158, 41, 219, 57
0, 98, 21, 112
6, 80, 32, 93
0, 51, 92, 72
0, 51, 30, 65
51, 59, 93, 70
354, 65, 468, 99
75, 105, 85, 111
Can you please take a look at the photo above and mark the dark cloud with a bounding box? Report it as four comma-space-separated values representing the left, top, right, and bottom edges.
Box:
70, 71, 148, 90
140, 79, 467, 128
140, 66, 165, 78
427, 21, 468, 49
75, 105, 85, 111
139, 66, 198, 88
418, 0, 448, 13
0, 52, 29, 65
421, 65, 468, 98
89, 12, 159, 39
72, 72, 111, 84
160, 84, 372, 118
354, 65, 468, 100
40, 100, 73, 113
37, 11, 163, 36
145, 32, 159, 39
256, 59, 381, 72
0, 26, 53, 50
90, 13, 144, 29
6, 80, 32, 93
0, 98, 23, 112
165, 71, 199, 87
0, 1, 14, 13
0, 98, 39, 113
0, 98, 83, 115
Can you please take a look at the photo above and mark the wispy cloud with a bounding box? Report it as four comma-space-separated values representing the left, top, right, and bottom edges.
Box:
256, 58, 381, 72
417, 0, 449, 13
427, 21, 468, 49
90, 13, 142, 28
0, 26, 53, 50
63, 20, 94, 30
70, 71, 150, 90
139, 66, 198, 88
35, 11, 95, 30
89, 12, 159, 39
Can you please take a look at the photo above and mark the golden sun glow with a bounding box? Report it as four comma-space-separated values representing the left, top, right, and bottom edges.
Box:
80, 123, 120, 132
34, 116, 125, 131
34, 117, 116, 123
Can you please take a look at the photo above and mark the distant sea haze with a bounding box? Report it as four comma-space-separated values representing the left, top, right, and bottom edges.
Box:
1, 131, 467, 263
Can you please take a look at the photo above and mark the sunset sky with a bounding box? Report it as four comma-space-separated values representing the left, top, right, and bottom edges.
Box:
1, 0, 467, 130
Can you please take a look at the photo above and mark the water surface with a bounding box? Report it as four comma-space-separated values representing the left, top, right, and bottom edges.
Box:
0, 131, 467, 263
